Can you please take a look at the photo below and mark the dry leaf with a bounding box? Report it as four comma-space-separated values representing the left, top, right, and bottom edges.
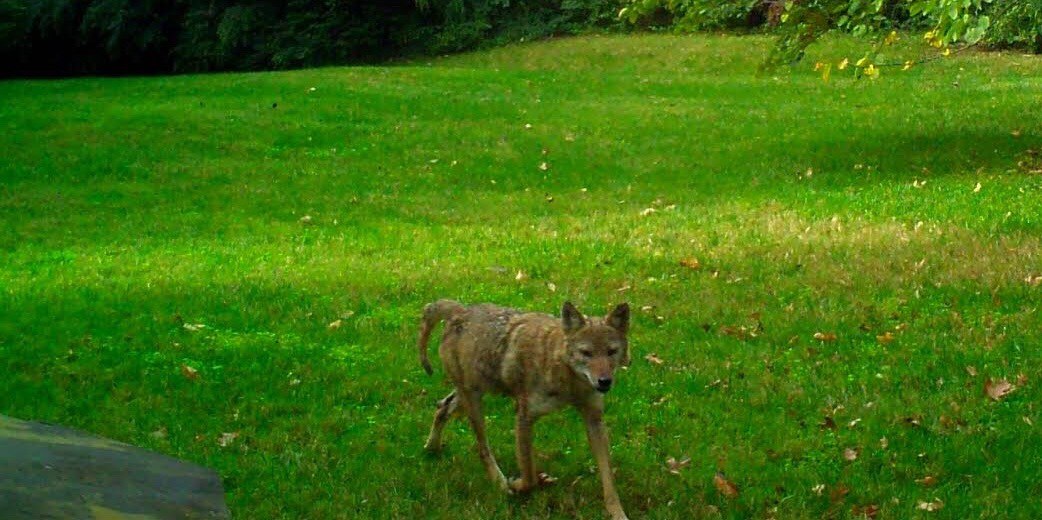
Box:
973, 182, 982, 193
830, 483, 850, 503
183, 323, 206, 332
218, 432, 239, 447
299, 215, 313, 224
965, 366, 978, 377
985, 379, 1016, 401
328, 319, 342, 330
713, 472, 739, 498
180, 364, 199, 380
917, 499, 944, 511
843, 447, 859, 461
852, 504, 879, 518
150, 427, 168, 439
812, 483, 826, 496
639, 207, 656, 217
679, 258, 702, 270
546, 282, 557, 292
665, 456, 690, 474
880, 436, 889, 450
916, 475, 938, 487
876, 332, 894, 344
644, 353, 664, 365
538, 162, 549, 171
515, 270, 526, 281
814, 332, 837, 342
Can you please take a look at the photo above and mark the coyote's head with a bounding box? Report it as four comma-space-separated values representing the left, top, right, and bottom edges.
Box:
561, 301, 630, 393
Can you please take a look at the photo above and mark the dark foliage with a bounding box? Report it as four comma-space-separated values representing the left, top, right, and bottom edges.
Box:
0, 0, 624, 76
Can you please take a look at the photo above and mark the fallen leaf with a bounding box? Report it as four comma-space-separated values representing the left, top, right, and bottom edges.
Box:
546, 282, 557, 292
985, 379, 1016, 401
876, 332, 894, 344
639, 207, 656, 217
880, 436, 889, 450
218, 432, 239, 447
852, 504, 879, 518
819, 416, 837, 430
183, 323, 206, 332
965, 366, 978, 377
813, 332, 837, 342
830, 483, 850, 503
917, 499, 944, 511
515, 270, 526, 281
665, 456, 690, 474
916, 475, 938, 487
843, 447, 859, 461
328, 319, 342, 329
150, 427, 168, 439
1011, 129, 1022, 137
973, 182, 982, 193
538, 162, 549, 171
713, 472, 739, 498
679, 258, 701, 270
180, 364, 199, 380
299, 215, 313, 224
644, 353, 664, 365
812, 483, 825, 495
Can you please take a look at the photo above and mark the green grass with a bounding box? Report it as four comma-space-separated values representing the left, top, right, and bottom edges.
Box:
2, 33, 1042, 518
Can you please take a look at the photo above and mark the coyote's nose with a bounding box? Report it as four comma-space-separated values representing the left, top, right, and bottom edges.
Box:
596, 377, 613, 392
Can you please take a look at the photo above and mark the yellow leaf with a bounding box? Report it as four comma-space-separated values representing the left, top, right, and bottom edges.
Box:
942, 47, 951, 56
856, 56, 869, 67
821, 63, 832, 83
838, 58, 849, 70
903, 60, 914, 70
884, 30, 899, 45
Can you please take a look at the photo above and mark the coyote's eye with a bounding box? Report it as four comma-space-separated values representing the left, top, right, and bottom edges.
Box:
607, 349, 618, 356
580, 350, 593, 358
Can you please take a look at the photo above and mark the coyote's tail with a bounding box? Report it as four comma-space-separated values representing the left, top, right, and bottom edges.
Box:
418, 299, 464, 375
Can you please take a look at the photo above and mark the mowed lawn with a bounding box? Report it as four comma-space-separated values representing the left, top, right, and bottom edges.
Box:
2, 34, 1042, 518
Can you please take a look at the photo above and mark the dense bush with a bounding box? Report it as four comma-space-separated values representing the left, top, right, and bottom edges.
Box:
983, 1, 1042, 53
0, 0, 625, 76
1, 0, 1037, 76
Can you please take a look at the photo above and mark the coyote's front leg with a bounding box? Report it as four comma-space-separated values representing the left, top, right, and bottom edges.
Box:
581, 405, 628, 520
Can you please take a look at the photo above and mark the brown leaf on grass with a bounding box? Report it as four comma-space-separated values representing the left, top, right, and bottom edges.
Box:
916, 475, 938, 487
985, 379, 1017, 401
917, 499, 944, 511
819, 416, 837, 430
852, 504, 880, 518
713, 472, 739, 498
843, 447, 859, 461
327, 319, 342, 330
218, 432, 239, 447
813, 332, 837, 342
679, 258, 702, 270
180, 364, 199, 380
965, 366, 978, 377
829, 483, 850, 503
644, 353, 664, 365
665, 456, 690, 474
876, 332, 894, 344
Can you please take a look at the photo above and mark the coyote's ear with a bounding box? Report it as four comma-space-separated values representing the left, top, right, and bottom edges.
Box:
561, 301, 586, 333
606, 303, 630, 334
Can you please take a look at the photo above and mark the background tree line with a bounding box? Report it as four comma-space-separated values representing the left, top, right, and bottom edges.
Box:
1, 0, 1038, 77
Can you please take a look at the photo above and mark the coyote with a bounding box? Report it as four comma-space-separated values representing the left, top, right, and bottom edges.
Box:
418, 299, 631, 520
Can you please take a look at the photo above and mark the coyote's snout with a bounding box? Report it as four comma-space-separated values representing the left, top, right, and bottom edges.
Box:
417, 299, 631, 520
